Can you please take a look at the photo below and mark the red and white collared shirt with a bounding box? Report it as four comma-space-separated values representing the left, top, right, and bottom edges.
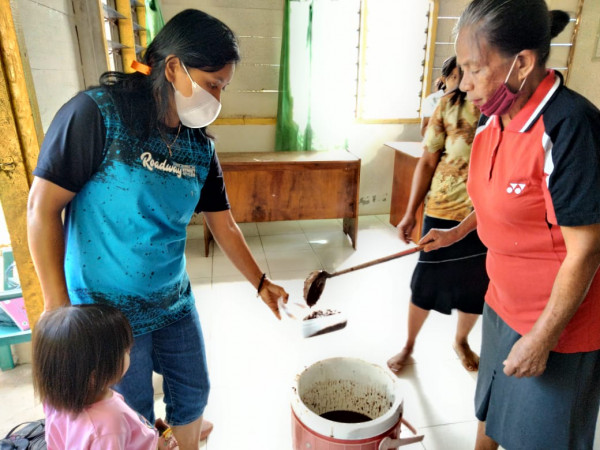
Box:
467, 70, 600, 353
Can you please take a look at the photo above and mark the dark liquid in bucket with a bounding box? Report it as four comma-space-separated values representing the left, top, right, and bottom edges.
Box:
320, 410, 371, 423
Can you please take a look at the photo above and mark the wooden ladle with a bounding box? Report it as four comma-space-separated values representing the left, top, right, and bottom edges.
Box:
303, 246, 423, 307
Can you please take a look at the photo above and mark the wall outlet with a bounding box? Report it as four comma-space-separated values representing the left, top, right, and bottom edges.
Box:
359, 193, 389, 205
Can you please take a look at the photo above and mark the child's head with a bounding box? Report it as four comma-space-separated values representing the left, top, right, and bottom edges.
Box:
32, 304, 133, 414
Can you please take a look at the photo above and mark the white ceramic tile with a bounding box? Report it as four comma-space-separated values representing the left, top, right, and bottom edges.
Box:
185, 253, 213, 281
212, 253, 267, 277
305, 230, 355, 250
269, 269, 316, 284
261, 233, 312, 253
211, 273, 252, 284
257, 220, 304, 235
391, 360, 478, 429
313, 246, 360, 272
237, 222, 260, 237
265, 249, 323, 272
186, 237, 214, 258
376, 213, 393, 225
185, 238, 206, 256
355, 227, 407, 253
420, 421, 478, 450
298, 218, 343, 233
212, 235, 264, 256
203, 385, 294, 449
358, 214, 391, 230
186, 224, 205, 240
210, 256, 239, 277
153, 393, 166, 419
0, 365, 44, 436
190, 277, 212, 290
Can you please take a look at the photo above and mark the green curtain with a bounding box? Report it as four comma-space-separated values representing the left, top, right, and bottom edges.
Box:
145, 0, 165, 45
275, 1, 313, 151
275, 0, 353, 152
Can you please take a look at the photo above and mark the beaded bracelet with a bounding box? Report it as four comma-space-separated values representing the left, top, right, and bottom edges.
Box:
257, 273, 267, 296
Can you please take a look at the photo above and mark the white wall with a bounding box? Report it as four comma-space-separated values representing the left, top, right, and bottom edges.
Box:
11, 0, 85, 132
567, 0, 600, 107
8, 0, 85, 363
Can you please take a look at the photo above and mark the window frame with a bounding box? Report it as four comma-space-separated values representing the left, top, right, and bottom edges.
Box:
355, 0, 436, 124
100, 0, 147, 74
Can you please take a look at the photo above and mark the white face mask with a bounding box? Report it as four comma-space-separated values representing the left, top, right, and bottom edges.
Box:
172, 63, 222, 128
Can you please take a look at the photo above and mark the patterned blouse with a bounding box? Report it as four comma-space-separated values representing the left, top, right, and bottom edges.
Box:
423, 94, 480, 221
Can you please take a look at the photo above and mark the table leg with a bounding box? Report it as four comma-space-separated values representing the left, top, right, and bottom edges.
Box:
203, 221, 212, 257
0, 343, 15, 371
343, 217, 358, 249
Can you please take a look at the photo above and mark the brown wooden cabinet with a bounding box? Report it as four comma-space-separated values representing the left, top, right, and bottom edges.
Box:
203, 150, 361, 256
386, 142, 424, 243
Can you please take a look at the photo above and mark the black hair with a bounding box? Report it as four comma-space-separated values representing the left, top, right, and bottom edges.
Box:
32, 304, 133, 415
448, 66, 468, 106
435, 56, 458, 91
456, 0, 570, 65
99, 9, 240, 137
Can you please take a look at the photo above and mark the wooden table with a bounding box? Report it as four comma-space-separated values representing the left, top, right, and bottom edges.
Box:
203, 150, 361, 256
385, 141, 424, 242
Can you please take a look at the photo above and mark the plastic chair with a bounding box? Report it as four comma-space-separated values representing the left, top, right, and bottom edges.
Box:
0, 289, 31, 371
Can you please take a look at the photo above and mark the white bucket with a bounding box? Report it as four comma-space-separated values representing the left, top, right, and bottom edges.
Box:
291, 357, 423, 449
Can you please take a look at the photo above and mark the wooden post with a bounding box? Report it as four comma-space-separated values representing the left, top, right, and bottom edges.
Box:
115, 0, 136, 73
0, 0, 45, 325
136, 4, 147, 49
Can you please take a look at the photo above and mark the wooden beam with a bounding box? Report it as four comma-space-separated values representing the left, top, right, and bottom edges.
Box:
136, 4, 147, 49
0, 0, 44, 184
0, 0, 44, 325
115, 0, 136, 73
422, 0, 439, 103
355, 0, 369, 120
73, 0, 110, 87
213, 117, 277, 126
565, 0, 584, 85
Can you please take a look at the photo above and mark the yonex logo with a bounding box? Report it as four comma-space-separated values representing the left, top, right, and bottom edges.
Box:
506, 183, 526, 194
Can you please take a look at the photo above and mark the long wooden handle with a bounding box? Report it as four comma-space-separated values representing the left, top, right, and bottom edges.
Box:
328, 246, 423, 278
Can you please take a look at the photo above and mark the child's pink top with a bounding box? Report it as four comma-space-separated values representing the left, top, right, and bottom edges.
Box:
43, 390, 158, 450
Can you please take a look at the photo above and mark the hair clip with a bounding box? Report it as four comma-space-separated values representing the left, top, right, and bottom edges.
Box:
131, 60, 152, 75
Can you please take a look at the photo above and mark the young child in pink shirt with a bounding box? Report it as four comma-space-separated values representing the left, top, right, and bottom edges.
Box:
32, 304, 178, 450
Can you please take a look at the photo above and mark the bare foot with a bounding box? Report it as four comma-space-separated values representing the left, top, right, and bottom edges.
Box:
200, 419, 213, 441
453, 341, 479, 372
387, 347, 414, 373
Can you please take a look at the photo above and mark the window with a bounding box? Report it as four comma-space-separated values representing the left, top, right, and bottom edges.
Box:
287, 0, 361, 141
101, 0, 147, 73
219, 0, 433, 126
357, 0, 431, 122
430, 0, 583, 91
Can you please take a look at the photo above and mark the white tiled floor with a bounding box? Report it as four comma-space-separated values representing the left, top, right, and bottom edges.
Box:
1, 215, 599, 449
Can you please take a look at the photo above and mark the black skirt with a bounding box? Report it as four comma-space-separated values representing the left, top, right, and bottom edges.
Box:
410, 215, 488, 315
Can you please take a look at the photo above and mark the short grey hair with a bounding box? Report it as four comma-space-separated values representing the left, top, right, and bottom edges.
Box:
455, 0, 570, 65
